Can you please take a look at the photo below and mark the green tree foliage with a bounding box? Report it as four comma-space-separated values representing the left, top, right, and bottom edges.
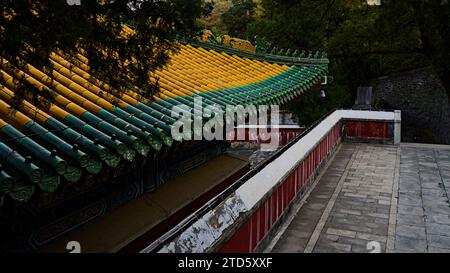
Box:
221, 0, 256, 38
0, 0, 211, 105
249, 0, 450, 85
245, 0, 450, 123
285, 65, 352, 127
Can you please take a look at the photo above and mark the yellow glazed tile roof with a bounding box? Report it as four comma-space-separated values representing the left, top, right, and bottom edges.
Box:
0, 38, 328, 204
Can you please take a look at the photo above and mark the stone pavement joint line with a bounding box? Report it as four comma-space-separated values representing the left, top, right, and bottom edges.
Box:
270, 143, 450, 253
387, 146, 400, 252
264, 144, 343, 253
303, 145, 360, 253
271, 144, 397, 253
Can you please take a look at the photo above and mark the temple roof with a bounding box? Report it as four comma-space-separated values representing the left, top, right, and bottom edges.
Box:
0, 39, 328, 204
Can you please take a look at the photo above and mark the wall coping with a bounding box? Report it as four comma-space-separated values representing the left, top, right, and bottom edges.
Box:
148, 110, 400, 253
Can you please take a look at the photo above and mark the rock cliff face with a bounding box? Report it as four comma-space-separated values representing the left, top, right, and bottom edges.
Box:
373, 67, 450, 144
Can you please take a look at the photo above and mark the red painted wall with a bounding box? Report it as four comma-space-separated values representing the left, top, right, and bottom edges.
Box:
346, 121, 389, 139
220, 124, 341, 253
228, 128, 304, 146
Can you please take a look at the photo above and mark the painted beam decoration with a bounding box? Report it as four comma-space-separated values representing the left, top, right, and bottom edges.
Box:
0, 26, 329, 205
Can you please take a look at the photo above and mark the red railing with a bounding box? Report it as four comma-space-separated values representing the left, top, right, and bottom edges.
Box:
146, 110, 400, 254
227, 126, 305, 146
220, 123, 341, 252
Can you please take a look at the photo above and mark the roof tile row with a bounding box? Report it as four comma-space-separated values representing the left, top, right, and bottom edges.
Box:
0, 41, 327, 204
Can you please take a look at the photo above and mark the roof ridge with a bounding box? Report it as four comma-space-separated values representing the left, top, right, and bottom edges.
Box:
181, 38, 329, 66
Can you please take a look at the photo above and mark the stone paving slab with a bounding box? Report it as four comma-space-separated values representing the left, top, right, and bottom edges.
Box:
269, 143, 450, 253
396, 144, 450, 253
270, 144, 356, 253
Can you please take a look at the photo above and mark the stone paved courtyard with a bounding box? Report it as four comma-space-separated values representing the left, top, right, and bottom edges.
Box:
268, 143, 450, 253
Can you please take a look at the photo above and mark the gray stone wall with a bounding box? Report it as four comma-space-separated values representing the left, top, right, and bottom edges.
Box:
373, 67, 450, 144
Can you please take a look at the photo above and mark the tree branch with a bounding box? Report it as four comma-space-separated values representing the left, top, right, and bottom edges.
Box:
321, 0, 336, 21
